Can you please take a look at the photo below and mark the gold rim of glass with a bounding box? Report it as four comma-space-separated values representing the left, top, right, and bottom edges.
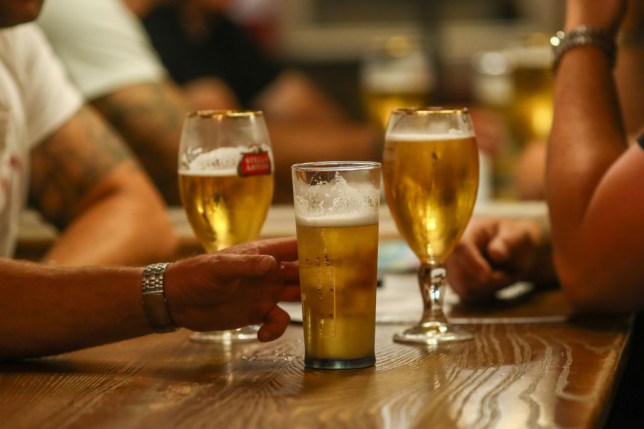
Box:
292, 161, 381, 172
186, 109, 264, 119
391, 107, 469, 116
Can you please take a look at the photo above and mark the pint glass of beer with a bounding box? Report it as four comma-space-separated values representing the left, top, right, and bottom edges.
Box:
292, 161, 381, 370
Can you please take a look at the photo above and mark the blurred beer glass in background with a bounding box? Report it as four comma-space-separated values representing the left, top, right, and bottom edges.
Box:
506, 33, 554, 148
360, 36, 435, 131
292, 161, 381, 370
178, 110, 274, 343
471, 33, 553, 199
471, 49, 514, 200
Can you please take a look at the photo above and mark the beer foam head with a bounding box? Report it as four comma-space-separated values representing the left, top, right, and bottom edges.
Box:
294, 173, 379, 226
387, 129, 475, 141
296, 211, 377, 227
184, 147, 243, 173
386, 109, 476, 138
180, 146, 274, 174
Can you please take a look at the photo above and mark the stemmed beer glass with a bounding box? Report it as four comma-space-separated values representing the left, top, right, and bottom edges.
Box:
382, 108, 479, 344
178, 110, 274, 343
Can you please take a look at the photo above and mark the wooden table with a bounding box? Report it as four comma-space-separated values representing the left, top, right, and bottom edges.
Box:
0, 288, 631, 429
7, 201, 632, 428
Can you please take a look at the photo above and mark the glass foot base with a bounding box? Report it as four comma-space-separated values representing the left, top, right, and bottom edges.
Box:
189, 325, 260, 343
305, 355, 375, 370
393, 322, 473, 345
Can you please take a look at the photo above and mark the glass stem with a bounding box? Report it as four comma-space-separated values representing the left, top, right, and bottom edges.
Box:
418, 262, 448, 327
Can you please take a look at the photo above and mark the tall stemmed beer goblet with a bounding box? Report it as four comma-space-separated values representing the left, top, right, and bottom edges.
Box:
383, 108, 479, 345
178, 110, 274, 343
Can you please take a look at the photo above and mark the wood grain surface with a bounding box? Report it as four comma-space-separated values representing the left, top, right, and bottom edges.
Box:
0, 292, 630, 429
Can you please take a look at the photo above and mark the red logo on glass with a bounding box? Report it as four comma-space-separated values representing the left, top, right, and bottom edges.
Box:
237, 145, 272, 177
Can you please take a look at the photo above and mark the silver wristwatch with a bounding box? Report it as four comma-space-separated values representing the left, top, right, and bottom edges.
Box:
141, 262, 176, 333
550, 26, 616, 70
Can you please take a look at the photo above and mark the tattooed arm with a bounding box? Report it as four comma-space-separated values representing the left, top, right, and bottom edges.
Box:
90, 80, 189, 205
29, 105, 178, 266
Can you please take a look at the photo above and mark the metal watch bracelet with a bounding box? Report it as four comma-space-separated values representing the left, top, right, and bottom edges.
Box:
141, 262, 176, 333
550, 26, 617, 70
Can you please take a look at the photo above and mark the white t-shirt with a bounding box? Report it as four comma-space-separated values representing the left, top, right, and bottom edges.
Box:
0, 24, 83, 257
37, 0, 167, 100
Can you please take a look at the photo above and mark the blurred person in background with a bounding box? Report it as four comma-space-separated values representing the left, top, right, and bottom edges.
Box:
1, 0, 299, 362
141, 0, 345, 122
38, 0, 190, 205
38, 0, 382, 204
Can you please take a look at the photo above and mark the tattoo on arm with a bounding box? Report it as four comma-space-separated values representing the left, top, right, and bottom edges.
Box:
93, 81, 187, 140
92, 81, 187, 202
29, 106, 136, 229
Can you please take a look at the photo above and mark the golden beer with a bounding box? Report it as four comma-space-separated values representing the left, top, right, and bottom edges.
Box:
383, 134, 479, 263
296, 217, 379, 368
510, 64, 554, 146
179, 170, 273, 252
506, 33, 554, 148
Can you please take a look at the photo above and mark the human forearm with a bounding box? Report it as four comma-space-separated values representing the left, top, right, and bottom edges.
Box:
548, 46, 626, 230
548, 0, 627, 235
0, 238, 300, 360
30, 107, 178, 266
44, 164, 178, 266
546, 0, 644, 311
0, 259, 148, 360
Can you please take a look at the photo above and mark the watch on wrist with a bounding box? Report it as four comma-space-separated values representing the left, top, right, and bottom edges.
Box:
141, 262, 177, 333
550, 26, 617, 70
